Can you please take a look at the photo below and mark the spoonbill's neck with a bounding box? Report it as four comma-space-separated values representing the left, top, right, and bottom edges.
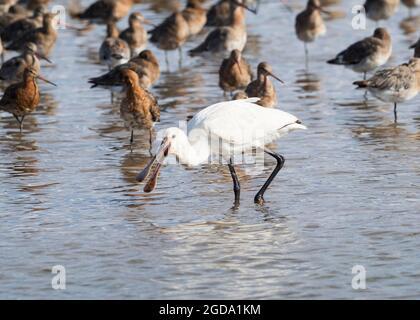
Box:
173, 131, 210, 167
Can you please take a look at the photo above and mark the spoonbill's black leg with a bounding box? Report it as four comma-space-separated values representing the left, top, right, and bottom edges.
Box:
228, 158, 240, 206
394, 103, 398, 123
254, 150, 285, 205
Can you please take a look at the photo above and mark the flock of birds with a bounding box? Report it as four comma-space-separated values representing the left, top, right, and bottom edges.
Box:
0, 0, 419, 206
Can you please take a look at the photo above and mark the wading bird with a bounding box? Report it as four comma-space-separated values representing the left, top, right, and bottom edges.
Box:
0, 67, 56, 132
327, 28, 392, 80
219, 49, 253, 97
245, 62, 283, 108
0, 42, 51, 82
119, 69, 160, 150
89, 49, 160, 91
136, 98, 306, 206
182, 0, 207, 37
99, 22, 130, 69
364, 0, 400, 24
353, 57, 420, 122
6, 12, 57, 56
148, 10, 189, 67
119, 12, 150, 57
188, 0, 255, 57
1, 5, 44, 43
295, 0, 327, 66
73, 0, 134, 24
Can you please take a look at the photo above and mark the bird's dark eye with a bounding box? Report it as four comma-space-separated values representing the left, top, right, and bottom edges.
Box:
296, 120, 302, 124
172, 134, 176, 138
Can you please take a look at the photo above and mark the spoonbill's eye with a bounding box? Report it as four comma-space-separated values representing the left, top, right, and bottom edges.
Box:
172, 134, 176, 139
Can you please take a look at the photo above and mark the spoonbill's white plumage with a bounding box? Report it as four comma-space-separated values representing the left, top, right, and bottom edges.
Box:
137, 98, 306, 206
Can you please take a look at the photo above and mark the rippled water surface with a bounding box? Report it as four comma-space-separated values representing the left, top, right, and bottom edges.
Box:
0, 0, 419, 299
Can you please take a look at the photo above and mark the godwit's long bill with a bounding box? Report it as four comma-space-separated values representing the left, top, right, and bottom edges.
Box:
327, 28, 392, 80
353, 58, 420, 122
136, 98, 306, 206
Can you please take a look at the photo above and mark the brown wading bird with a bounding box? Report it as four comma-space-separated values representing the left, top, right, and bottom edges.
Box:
364, 0, 400, 24
25, 0, 51, 11
0, 42, 52, 82
0, 4, 27, 31
295, 0, 327, 66
6, 12, 58, 56
206, 0, 260, 27
219, 49, 252, 97
119, 69, 160, 150
410, 38, 420, 57
188, 0, 255, 57
327, 28, 392, 80
89, 49, 160, 91
74, 0, 134, 24
1, 6, 44, 43
182, 0, 207, 37
148, 10, 189, 67
245, 62, 284, 108
353, 58, 420, 122
119, 12, 150, 57
0, 67, 57, 132
99, 22, 130, 69
0, 0, 17, 14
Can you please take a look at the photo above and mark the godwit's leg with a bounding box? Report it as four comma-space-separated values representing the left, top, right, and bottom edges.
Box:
111, 91, 114, 104
304, 43, 309, 70
254, 150, 285, 205
393, 103, 397, 123
130, 129, 134, 152
228, 158, 240, 206
165, 51, 170, 72
13, 114, 24, 133
363, 72, 367, 80
230, 91, 233, 99
148, 129, 153, 156
178, 47, 183, 68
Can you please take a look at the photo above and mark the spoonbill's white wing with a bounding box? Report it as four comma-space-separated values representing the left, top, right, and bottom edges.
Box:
187, 99, 306, 152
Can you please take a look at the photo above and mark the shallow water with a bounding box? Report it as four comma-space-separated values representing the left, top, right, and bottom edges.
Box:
0, 0, 419, 299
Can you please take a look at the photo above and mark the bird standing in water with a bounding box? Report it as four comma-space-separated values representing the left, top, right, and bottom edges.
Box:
188, 0, 255, 57
6, 12, 58, 57
0, 42, 52, 82
327, 28, 392, 80
295, 0, 327, 68
89, 49, 160, 91
99, 22, 130, 69
364, 0, 400, 24
401, 0, 419, 17
182, 0, 207, 37
136, 98, 306, 206
353, 58, 420, 122
245, 62, 284, 108
148, 10, 189, 68
73, 0, 135, 24
119, 12, 150, 57
119, 69, 160, 151
219, 49, 253, 97
0, 67, 57, 132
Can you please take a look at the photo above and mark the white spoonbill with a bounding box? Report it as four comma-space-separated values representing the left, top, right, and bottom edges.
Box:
136, 98, 306, 206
